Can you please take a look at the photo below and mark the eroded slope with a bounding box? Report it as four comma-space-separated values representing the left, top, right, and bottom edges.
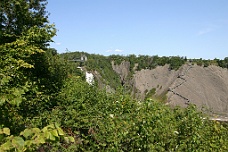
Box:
131, 64, 228, 115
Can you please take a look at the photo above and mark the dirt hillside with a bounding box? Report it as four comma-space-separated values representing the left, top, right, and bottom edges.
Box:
131, 63, 228, 115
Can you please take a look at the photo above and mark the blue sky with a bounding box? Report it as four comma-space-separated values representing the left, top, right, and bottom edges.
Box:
47, 0, 228, 59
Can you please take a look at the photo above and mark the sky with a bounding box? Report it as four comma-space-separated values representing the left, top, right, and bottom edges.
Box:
47, 0, 228, 59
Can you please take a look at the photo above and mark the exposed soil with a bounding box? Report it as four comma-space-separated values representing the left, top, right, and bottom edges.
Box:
131, 63, 228, 115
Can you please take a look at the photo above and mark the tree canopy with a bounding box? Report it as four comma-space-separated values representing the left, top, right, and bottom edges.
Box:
0, 1, 71, 151
0, 0, 50, 44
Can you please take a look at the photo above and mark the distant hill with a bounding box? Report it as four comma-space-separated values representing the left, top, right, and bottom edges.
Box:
60, 52, 228, 116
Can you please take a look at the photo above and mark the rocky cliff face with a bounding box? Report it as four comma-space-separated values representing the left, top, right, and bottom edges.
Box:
132, 64, 178, 99
111, 61, 130, 85
167, 64, 228, 115
112, 61, 228, 115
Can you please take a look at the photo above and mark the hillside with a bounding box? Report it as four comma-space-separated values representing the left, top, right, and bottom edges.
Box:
131, 63, 228, 115
61, 52, 228, 116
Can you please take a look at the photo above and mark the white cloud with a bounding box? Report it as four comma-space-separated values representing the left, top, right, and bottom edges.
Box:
55, 42, 61, 45
197, 28, 213, 36
114, 49, 123, 52
105, 49, 124, 53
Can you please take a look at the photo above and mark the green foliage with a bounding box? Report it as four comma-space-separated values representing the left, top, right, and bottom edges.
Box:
109, 54, 125, 65
145, 88, 156, 99
86, 54, 121, 88
0, 31, 42, 106
0, 0, 49, 45
217, 57, 228, 68
0, 1, 73, 151
110, 54, 186, 71
0, 123, 74, 152
60, 52, 122, 89
191, 57, 228, 69
168, 56, 186, 70
0, 23, 61, 132
31, 75, 228, 151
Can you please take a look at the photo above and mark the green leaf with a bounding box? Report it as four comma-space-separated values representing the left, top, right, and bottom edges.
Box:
68, 136, 75, 143
56, 127, 64, 136
44, 131, 49, 139
12, 137, 25, 148
51, 129, 59, 137
64, 137, 69, 143
32, 128, 41, 134
0, 141, 12, 151
10, 97, 23, 106
20, 129, 33, 138
42, 126, 48, 133
54, 123, 60, 128
0, 76, 10, 85
36, 136, 45, 144
47, 124, 55, 129
100, 143, 107, 147
49, 133, 56, 141
24, 140, 32, 148
3, 128, 10, 135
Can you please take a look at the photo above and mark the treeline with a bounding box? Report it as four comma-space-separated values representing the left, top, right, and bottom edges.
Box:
109, 54, 187, 71
191, 57, 228, 68
109, 54, 228, 70
63, 52, 228, 72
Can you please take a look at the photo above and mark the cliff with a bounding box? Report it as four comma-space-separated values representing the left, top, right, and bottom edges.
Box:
112, 61, 228, 115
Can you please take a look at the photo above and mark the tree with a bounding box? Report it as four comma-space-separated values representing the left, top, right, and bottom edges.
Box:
168, 56, 185, 70
0, 0, 62, 131
0, 0, 50, 45
0, 1, 76, 150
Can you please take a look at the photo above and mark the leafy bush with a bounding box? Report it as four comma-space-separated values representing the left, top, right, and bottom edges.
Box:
34, 75, 228, 151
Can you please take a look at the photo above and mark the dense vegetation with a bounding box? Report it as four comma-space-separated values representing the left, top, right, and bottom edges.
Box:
1, 1, 228, 151
61, 52, 122, 90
